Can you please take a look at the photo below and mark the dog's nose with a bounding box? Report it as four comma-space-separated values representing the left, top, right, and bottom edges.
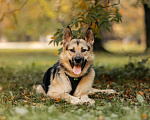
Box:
75, 57, 82, 63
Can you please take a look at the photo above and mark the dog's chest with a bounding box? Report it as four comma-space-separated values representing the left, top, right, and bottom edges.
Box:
65, 73, 82, 95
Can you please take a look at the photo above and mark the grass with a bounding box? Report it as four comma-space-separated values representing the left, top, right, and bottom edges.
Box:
0, 49, 150, 120
104, 40, 146, 53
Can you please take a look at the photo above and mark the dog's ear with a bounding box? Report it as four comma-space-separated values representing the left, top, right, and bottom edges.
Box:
84, 28, 94, 46
62, 26, 73, 46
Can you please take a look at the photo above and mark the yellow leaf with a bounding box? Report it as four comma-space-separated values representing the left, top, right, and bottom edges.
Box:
15, 9, 20, 14
138, 91, 143, 96
25, 96, 30, 100
141, 113, 148, 119
50, 37, 55, 39
56, 98, 60, 100
114, 8, 117, 12
91, 22, 95, 28
7, 24, 15, 30
55, 98, 60, 102
41, 98, 46, 101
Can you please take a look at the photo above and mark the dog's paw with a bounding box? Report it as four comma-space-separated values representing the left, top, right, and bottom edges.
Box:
104, 89, 116, 94
81, 98, 95, 105
86, 99, 95, 105
70, 97, 82, 105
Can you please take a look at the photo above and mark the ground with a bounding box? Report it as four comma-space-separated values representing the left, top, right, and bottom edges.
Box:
0, 49, 150, 120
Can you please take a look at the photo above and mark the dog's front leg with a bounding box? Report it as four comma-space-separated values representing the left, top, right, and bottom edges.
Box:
79, 94, 95, 105
88, 88, 116, 94
47, 91, 82, 105
74, 69, 95, 105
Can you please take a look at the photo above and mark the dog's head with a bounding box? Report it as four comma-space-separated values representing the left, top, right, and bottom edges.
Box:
60, 26, 94, 76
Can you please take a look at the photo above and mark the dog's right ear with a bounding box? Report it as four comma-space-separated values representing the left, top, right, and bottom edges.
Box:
62, 26, 73, 46
84, 27, 94, 46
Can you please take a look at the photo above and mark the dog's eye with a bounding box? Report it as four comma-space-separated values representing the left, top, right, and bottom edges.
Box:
81, 49, 86, 52
69, 49, 75, 52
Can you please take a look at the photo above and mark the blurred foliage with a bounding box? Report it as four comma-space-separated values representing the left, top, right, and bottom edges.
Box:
95, 58, 150, 83
113, 0, 145, 40
0, 0, 150, 42
0, 0, 122, 42
112, 0, 150, 41
0, 0, 74, 41
51, 0, 122, 46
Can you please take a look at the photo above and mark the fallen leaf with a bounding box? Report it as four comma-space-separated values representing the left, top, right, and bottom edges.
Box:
98, 115, 103, 120
141, 113, 148, 119
138, 91, 143, 96
54, 98, 60, 102
41, 98, 46, 101
0, 116, 6, 120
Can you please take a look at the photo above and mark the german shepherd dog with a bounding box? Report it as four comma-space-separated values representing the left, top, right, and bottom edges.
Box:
36, 26, 115, 105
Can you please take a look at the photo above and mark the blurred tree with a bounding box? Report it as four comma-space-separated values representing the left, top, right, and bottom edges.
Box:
51, 0, 122, 51
0, 0, 121, 52
132, 0, 150, 50
144, 3, 150, 50
112, 0, 145, 42
0, 0, 74, 42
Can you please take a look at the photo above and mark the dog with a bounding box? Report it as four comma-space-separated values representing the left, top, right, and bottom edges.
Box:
36, 26, 115, 105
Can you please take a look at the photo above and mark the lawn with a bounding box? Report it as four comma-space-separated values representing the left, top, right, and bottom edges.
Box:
0, 49, 150, 120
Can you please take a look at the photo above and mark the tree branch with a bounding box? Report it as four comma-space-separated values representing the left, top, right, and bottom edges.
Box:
8, 0, 29, 14
105, 0, 120, 8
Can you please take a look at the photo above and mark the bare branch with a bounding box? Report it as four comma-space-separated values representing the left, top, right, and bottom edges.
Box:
8, 0, 29, 14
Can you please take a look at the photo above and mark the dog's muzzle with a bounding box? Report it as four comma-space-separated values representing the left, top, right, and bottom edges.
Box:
74, 57, 82, 65
69, 57, 87, 75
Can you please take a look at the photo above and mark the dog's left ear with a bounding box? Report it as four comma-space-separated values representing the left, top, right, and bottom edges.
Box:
62, 26, 73, 46
84, 28, 94, 46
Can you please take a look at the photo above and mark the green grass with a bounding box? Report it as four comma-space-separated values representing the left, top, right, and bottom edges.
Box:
0, 49, 150, 120
0, 49, 149, 68
104, 41, 146, 53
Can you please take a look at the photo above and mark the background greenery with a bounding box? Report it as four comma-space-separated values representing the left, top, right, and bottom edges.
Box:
0, 49, 150, 120
0, 0, 150, 119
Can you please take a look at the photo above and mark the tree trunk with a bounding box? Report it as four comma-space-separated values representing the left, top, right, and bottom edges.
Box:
93, 0, 110, 52
144, 4, 150, 50
93, 37, 108, 51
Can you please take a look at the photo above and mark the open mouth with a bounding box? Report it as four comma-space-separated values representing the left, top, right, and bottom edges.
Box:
73, 65, 81, 75
69, 59, 87, 75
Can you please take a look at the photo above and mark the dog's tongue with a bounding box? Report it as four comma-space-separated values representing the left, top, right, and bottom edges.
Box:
73, 65, 81, 75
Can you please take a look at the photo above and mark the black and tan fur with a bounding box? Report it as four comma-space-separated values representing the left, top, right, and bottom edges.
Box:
36, 27, 115, 105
